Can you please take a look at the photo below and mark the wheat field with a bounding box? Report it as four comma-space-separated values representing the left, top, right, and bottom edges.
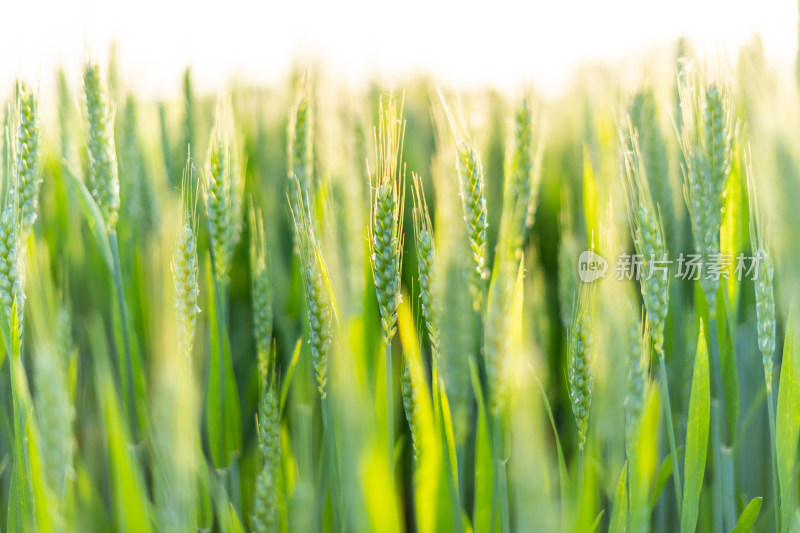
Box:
1, 36, 800, 533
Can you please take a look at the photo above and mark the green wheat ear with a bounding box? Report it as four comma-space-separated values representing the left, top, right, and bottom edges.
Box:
411, 172, 441, 360
0, 203, 23, 332
621, 122, 669, 356
500, 92, 543, 256
288, 77, 314, 221
568, 285, 593, 450
678, 67, 735, 311
82, 61, 121, 232
368, 92, 406, 343
627, 87, 673, 248
182, 68, 195, 162
254, 382, 281, 533
745, 153, 776, 390
437, 88, 489, 293
290, 181, 334, 400
249, 201, 273, 392
14, 82, 42, 237
624, 302, 648, 460
203, 109, 235, 281
401, 352, 420, 459
173, 158, 200, 360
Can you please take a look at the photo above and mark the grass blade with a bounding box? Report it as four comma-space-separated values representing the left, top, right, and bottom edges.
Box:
63, 163, 113, 272
470, 359, 494, 533
205, 256, 242, 469
608, 462, 627, 533
731, 496, 762, 533
777, 313, 800, 533
681, 321, 710, 533
279, 338, 303, 416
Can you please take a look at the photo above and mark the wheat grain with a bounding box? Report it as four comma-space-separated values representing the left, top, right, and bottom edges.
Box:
627, 88, 673, 247
437, 89, 489, 290
500, 93, 543, 256
621, 123, 669, 356
56, 70, 73, 164
13, 82, 42, 236
678, 69, 735, 310
173, 161, 200, 359
254, 385, 281, 533
624, 303, 647, 459
746, 155, 775, 388
368, 93, 405, 343
249, 202, 273, 391
0, 204, 23, 331
291, 185, 333, 400
181, 68, 195, 162
401, 354, 419, 459
288, 83, 314, 221
83, 61, 121, 231
34, 343, 74, 499
203, 114, 234, 281
411, 173, 441, 360
568, 286, 593, 450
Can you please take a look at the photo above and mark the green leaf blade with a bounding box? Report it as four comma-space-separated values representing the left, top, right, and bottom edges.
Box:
681, 321, 710, 533
777, 313, 800, 533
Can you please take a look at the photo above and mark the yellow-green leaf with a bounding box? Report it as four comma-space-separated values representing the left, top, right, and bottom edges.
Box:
470, 360, 494, 533
64, 163, 114, 273
681, 321, 710, 533
731, 496, 762, 533
608, 463, 627, 533
777, 313, 800, 533
205, 257, 242, 469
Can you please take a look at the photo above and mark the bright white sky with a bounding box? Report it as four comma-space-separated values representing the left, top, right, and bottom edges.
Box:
1, 0, 797, 99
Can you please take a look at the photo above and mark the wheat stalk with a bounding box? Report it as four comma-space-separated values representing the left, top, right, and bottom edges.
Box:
621, 120, 682, 511
746, 152, 780, 529
368, 92, 405, 483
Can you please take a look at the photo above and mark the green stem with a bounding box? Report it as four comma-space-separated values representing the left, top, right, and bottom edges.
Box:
708, 316, 732, 531
657, 352, 682, 516
230, 457, 241, 516
213, 277, 229, 465
707, 317, 727, 438
321, 396, 341, 531
767, 388, 780, 532
721, 447, 736, 527
711, 400, 723, 533
493, 414, 510, 533
578, 447, 585, 512
386, 340, 394, 488
110, 232, 137, 440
